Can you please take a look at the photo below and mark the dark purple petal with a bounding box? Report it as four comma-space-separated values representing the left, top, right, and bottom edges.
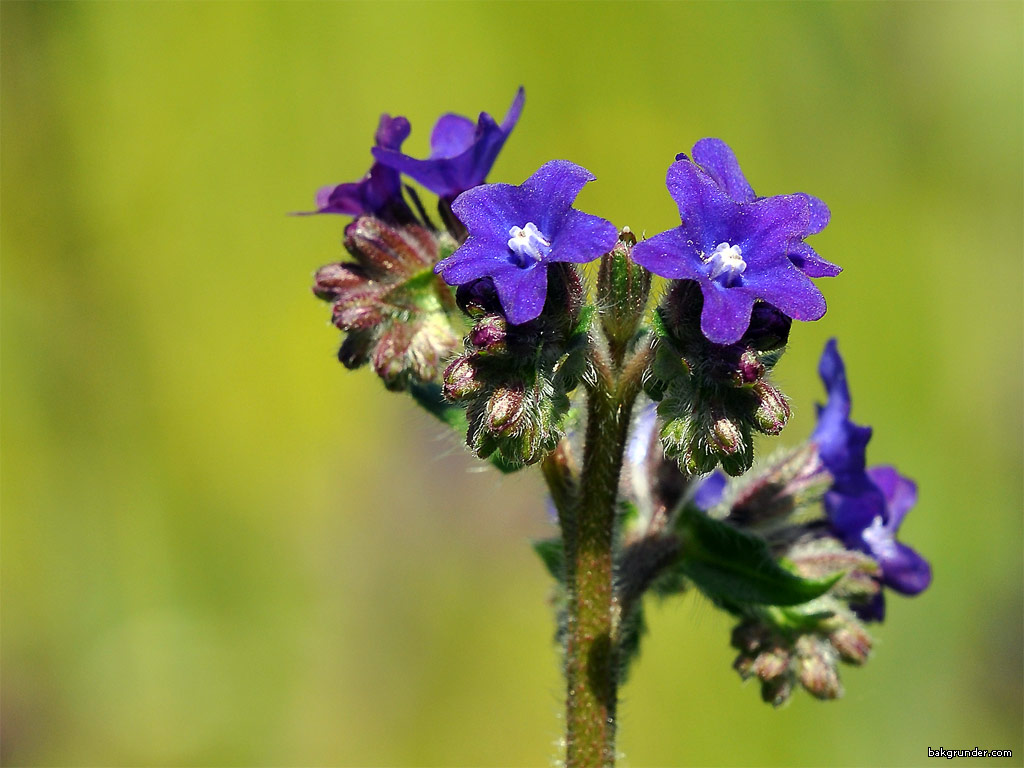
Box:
693, 471, 727, 510
691, 138, 756, 203
373, 87, 525, 199
548, 209, 618, 264
375, 114, 411, 151
866, 466, 918, 528
853, 592, 886, 622
430, 114, 477, 158
491, 262, 549, 325
631, 229, 707, 281
700, 283, 757, 345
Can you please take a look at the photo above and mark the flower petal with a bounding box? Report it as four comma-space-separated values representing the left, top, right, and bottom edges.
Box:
548, 209, 618, 264
867, 465, 918, 529
878, 541, 932, 595
630, 228, 706, 281
435, 235, 512, 283
799, 193, 830, 235
700, 283, 756, 345
430, 113, 477, 159
693, 471, 728, 510
491, 262, 549, 325
691, 138, 756, 203
521, 160, 597, 233
665, 158, 737, 251
743, 261, 827, 322
375, 114, 411, 151
500, 86, 526, 133
788, 242, 842, 278
450, 183, 527, 239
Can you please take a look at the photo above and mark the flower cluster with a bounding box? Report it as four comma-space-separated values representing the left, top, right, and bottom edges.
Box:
300, 88, 932, 726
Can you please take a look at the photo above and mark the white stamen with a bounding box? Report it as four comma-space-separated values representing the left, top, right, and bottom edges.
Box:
706, 242, 747, 285
862, 515, 899, 559
507, 222, 550, 262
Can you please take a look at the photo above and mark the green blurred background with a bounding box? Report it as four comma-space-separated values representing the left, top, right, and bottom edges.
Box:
2, 2, 1021, 766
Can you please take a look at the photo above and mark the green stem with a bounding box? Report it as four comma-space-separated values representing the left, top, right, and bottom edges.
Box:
558, 343, 649, 768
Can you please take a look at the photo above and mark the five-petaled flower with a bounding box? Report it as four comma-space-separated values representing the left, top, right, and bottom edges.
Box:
306, 114, 413, 222
434, 160, 618, 325
373, 87, 526, 202
632, 139, 837, 345
813, 339, 931, 619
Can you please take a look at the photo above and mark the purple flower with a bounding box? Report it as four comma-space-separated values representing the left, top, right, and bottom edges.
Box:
687, 139, 840, 279
693, 471, 727, 511
372, 87, 525, 201
632, 139, 836, 345
306, 115, 413, 221
435, 160, 618, 325
813, 339, 931, 614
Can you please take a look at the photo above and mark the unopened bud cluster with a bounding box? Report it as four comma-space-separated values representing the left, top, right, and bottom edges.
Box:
312, 217, 461, 391
650, 282, 793, 475
441, 265, 589, 468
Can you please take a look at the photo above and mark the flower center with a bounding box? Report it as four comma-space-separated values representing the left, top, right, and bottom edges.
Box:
507, 222, 551, 265
706, 242, 747, 287
862, 515, 899, 559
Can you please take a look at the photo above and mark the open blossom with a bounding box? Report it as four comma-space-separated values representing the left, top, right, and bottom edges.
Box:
632, 139, 836, 345
373, 87, 525, 201
813, 339, 931, 618
306, 114, 413, 221
434, 160, 618, 325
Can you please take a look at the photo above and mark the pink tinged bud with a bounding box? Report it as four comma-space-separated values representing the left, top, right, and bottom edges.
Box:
442, 356, 483, 401
795, 635, 843, 700
733, 348, 766, 386
344, 217, 435, 280
486, 383, 528, 436
829, 624, 873, 665
752, 381, 791, 435
752, 647, 791, 681
332, 293, 386, 330
371, 324, 414, 390
469, 315, 508, 354
312, 263, 369, 301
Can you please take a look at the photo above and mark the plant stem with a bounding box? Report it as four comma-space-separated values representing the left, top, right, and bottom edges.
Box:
557, 344, 649, 767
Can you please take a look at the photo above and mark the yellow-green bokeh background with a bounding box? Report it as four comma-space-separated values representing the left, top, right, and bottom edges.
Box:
3, 2, 1021, 766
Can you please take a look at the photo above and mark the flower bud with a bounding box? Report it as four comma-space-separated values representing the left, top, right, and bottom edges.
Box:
443, 356, 484, 401
338, 331, 374, 370
732, 348, 765, 386
760, 676, 793, 708
752, 646, 791, 682
456, 278, 502, 318
344, 216, 433, 278
469, 315, 508, 354
597, 229, 651, 352
313, 263, 367, 301
829, 624, 873, 666
486, 383, 528, 436
795, 635, 842, 700
752, 381, 791, 435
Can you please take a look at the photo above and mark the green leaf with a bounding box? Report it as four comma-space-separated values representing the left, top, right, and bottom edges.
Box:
531, 537, 565, 583
675, 506, 841, 607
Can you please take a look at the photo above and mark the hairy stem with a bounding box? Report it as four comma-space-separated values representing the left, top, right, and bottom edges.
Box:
559, 348, 644, 767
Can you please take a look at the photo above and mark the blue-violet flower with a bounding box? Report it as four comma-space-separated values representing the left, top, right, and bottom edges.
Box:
372, 87, 525, 201
813, 339, 931, 617
307, 114, 413, 221
632, 139, 836, 345
435, 160, 618, 325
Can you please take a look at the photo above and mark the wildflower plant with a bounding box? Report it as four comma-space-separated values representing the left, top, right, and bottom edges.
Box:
299, 88, 931, 767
